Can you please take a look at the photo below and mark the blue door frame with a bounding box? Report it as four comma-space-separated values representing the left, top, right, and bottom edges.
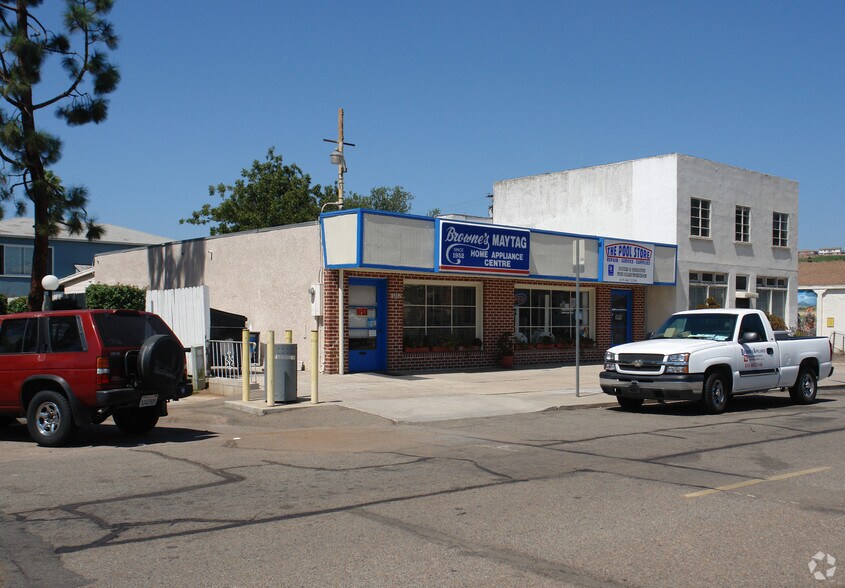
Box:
347, 277, 387, 372
610, 289, 633, 346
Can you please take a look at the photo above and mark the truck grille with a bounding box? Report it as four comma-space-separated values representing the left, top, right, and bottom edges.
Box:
617, 353, 664, 372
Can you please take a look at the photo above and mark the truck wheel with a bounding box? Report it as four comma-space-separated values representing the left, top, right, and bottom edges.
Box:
617, 397, 644, 410
789, 367, 817, 405
702, 372, 729, 414
113, 407, 159, 435
26, 390, 75, 447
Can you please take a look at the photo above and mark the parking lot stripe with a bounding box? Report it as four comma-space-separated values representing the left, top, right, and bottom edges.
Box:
684, 467, 831, 498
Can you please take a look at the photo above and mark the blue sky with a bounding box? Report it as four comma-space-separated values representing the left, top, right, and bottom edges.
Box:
24, 1, 845, 248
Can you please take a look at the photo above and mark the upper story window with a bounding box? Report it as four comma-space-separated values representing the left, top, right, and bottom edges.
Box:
735, 206, 750, 243
772, 212, 789, 247
690, 198, 711, 238
0, 244, 53, 277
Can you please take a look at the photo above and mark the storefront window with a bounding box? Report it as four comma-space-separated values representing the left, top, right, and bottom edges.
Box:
689, 272, 727, 309
514, 287, 592, 343
404, 283, 479, 347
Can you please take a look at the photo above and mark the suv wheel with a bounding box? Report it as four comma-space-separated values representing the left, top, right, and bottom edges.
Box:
113, 407, 159, 435
27, 391, 75, 447
137, 335, 185, 393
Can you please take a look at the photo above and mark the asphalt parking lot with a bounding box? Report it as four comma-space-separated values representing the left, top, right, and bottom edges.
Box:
1, 382, 843, 587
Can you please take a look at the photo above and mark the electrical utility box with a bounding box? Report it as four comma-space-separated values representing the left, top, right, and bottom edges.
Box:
310, 283, 323, 317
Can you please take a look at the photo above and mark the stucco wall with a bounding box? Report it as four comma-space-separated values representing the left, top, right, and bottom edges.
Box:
493, 154, 799, 320
94, 222, 321, 368
493, 155, 678, 243
675, 155, 798, 319
813, 288, 845, 341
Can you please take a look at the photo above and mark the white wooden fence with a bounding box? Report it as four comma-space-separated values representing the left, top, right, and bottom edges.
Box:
146, 286, 210, 378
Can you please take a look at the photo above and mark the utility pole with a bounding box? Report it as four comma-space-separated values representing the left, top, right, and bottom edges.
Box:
322, 108, 355, 212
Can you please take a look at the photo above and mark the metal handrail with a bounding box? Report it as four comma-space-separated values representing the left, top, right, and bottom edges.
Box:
207, 339, 261, 383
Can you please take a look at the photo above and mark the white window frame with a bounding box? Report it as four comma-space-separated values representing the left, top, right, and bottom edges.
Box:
772, 212, 789, 247
403, 280, 483, 344
0, 244, 54, 277
688, 272, 727, 309
514, 284, 595, 342
690, 198, 711, 238
756, 276, 788, 318
735, 205, 750, 243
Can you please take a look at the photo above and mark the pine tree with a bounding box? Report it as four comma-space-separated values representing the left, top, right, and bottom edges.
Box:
0, 0, 119, 309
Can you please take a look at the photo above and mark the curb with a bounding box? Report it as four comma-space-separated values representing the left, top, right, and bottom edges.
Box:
223, 398, 319, 415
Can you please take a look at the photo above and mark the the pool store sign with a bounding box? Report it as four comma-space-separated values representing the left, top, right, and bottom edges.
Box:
603, 239, 654, 284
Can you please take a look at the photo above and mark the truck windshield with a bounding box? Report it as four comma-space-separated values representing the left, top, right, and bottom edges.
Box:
651, 313, 737, 341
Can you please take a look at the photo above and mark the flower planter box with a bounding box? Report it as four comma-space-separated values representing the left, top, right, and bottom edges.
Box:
404, 347, 429, 353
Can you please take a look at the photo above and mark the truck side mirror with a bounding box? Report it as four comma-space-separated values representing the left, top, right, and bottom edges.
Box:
740, 331, 759, 343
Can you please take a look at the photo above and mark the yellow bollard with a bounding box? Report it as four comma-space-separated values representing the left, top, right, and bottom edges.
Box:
241, 329, 250, 402
311, 330, 318, 404
266, 330, 275, 406
285, 330, 292, 344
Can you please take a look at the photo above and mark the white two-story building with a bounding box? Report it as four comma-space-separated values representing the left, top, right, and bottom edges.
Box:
493, 154, 798, 333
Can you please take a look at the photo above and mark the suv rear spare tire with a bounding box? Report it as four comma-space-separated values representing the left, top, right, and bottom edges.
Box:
137, 335, 185, 393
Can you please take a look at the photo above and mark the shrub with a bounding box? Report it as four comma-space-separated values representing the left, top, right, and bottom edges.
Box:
766, 313, 787, 331
7, 297, 28, 314
85, 284, 146, 310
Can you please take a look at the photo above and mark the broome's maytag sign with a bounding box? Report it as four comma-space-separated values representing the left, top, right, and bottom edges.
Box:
438, 220, 530, 275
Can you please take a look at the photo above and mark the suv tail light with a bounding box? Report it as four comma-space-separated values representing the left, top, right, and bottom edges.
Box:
96, 356, 111, 385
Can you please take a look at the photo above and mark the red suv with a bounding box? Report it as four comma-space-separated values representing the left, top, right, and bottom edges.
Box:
0, 309, 192, 446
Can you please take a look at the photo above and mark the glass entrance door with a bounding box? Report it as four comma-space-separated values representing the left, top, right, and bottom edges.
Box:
347, 278, 387, 372
611, 289, 633, 346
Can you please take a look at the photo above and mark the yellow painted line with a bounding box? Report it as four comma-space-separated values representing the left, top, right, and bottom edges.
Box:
684, 467, 831, 498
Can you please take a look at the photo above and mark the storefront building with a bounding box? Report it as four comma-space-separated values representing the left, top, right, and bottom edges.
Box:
320, 209, 677, 374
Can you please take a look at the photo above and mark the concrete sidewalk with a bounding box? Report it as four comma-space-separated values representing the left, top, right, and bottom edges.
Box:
221, 361, 845, 423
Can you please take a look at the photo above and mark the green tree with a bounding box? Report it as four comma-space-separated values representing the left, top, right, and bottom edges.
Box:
0, 0, 118, 310
344, 186, 414, 213
182, 148, 417, 234
181, 148, 333, 235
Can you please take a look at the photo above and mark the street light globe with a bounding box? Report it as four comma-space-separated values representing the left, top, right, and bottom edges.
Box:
41, 274, 60, 292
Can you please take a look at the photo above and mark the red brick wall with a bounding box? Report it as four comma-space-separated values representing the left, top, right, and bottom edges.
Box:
322, 269, 645, 374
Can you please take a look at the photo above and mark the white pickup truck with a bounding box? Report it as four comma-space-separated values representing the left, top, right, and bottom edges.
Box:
600, 309, 834, 413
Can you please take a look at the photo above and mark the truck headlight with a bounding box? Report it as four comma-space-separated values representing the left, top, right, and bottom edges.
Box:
604, 351, 617, 371
665, 353, 690, 374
